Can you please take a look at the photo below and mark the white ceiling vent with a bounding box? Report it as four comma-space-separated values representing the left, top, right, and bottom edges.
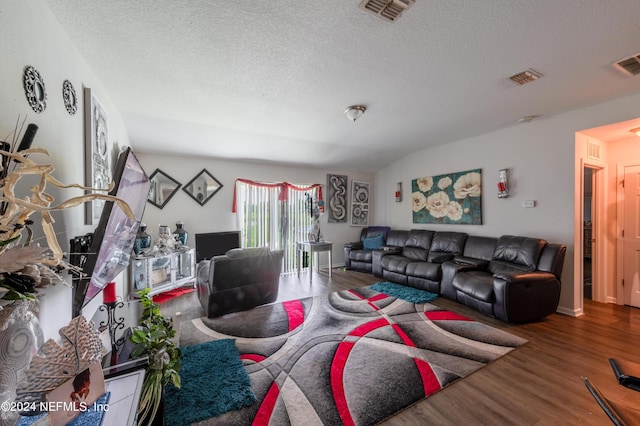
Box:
509, 68, 543, 85
612, 53, 640, 76
359, 0, 415, 22
587, 140, 602, 160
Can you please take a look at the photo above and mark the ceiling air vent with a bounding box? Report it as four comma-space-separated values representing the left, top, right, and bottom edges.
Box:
509, 68, 543, 85
612, 53, 640, 76
359, 0, 415, 22
587, 140, 602, 160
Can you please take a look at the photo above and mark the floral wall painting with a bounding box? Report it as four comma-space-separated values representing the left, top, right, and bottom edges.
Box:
412, 168, 482, 225
326, 174, 348, 223
351, 180, 370, 226
84, 88, 110, 225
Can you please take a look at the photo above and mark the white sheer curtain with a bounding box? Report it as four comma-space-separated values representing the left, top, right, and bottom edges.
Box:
234, 180, 319, 273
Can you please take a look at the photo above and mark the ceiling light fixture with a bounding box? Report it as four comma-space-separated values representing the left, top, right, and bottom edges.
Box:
630, 127, 640, 137
344, 105, 366, 122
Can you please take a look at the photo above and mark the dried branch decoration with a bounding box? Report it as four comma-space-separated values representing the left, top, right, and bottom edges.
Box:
0, 135, 135, 301
0, 147, 133, 263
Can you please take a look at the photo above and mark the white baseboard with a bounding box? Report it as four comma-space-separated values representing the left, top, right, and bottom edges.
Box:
556, 305, 584, 317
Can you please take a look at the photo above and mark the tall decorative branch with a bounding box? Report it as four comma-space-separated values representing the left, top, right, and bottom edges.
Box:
0, 125, 134, 302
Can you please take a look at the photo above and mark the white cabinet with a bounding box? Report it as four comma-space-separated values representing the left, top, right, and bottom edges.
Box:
129, 248, 195, 297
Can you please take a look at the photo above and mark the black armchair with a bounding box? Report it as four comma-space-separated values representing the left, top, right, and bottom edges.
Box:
196, 247, 284, 318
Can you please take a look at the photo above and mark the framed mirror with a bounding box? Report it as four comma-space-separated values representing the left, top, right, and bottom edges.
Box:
148, 169, 181, 209
183, 169, 223, 206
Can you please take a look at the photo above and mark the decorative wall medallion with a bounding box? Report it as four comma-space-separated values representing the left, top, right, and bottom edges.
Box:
23, 66, 47, 113
62, 80, 77, 115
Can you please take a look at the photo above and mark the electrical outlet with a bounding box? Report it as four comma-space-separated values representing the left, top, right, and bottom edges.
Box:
522, 200, 535, 208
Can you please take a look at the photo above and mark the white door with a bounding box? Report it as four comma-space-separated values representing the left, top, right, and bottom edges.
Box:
623, 165, 640, 307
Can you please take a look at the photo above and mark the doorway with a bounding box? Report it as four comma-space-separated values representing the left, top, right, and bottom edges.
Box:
581, 163, 604, 305
620, 164, 640, 308
583, 167, 593, 300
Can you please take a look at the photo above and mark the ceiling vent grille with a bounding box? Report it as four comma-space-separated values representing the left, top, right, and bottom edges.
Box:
612, 54, 640, 76
509, 68, 543, 85
587, 140, 602, 160
359, 0, 415, 22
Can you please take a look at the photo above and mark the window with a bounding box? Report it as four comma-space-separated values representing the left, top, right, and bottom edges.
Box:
233, 179, 321, 272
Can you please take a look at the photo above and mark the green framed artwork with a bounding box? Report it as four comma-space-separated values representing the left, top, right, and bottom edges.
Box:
412, 168, 482, 225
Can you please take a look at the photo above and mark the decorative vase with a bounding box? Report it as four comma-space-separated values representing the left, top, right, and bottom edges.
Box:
0, 300, 44, 426
173, 222, 188, 246
134, 223, 152, 255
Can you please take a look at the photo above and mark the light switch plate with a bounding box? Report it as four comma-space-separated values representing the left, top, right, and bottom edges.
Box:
522, 200, 535, 208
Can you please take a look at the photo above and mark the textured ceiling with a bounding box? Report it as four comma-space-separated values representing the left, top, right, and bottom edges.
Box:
46, 0, 640, 172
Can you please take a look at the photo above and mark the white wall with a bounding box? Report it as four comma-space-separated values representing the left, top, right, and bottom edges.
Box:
375, 91, 640, 315
135, 153, 373, 271
0, 0, 132, 339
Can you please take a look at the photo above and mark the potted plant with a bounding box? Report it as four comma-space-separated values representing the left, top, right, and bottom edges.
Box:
130, 289, 181, 426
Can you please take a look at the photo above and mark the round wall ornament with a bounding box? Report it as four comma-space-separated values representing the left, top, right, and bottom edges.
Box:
23, 66, 47, 114
62, 80, 77, 115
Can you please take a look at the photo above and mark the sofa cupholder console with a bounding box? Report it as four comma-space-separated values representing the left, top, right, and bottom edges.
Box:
345, 228, 566, 323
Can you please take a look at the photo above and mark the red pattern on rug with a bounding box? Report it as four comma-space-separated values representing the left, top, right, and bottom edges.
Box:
252, 381, 280, 426
282, 299, 305, 331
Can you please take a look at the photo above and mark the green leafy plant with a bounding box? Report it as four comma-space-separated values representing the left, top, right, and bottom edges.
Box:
130, 289, 181, 426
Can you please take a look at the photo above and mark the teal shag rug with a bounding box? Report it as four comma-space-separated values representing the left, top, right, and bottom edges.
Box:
164, 339, 256, 426
370, 281, 439, 303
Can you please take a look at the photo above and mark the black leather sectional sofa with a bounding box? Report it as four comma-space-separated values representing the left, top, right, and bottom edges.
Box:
344, 228, 566, 323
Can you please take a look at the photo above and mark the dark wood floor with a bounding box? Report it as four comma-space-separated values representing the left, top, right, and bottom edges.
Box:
161, 268, 640, 425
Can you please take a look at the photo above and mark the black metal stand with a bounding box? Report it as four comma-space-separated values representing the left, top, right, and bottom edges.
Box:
98, 298, 126, 352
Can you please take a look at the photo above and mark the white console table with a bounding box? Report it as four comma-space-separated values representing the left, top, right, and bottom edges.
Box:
129, 248, 195, 297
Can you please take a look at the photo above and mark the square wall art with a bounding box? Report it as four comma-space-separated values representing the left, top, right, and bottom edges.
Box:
412, 168, 482, 225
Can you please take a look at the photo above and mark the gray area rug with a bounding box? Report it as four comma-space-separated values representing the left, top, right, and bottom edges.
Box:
179, 285, 527, 425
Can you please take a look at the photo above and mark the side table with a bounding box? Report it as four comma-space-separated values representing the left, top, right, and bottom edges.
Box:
296, 241, 333, 281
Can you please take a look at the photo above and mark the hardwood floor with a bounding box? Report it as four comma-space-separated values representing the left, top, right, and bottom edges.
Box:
161, 268, 640, 425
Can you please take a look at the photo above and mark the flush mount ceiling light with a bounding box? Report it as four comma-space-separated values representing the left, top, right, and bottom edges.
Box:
344, 105, 366, 122
630, 127, 640, 137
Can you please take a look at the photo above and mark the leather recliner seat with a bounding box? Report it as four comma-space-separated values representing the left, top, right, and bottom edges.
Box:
196, 247, 284, 318
343, 226, 391, 273
450, 235, 565, 322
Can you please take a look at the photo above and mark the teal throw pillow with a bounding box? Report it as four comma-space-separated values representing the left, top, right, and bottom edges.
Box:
363, 234, 385, 250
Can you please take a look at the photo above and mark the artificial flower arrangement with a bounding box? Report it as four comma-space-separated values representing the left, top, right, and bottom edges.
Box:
0, 122, 134, 303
